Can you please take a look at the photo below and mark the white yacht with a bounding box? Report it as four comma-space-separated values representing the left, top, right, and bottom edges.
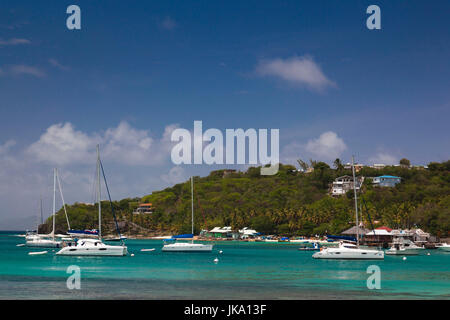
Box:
436, 243, 450, 251
56, 238, 127, 256
401, 238, 424, 250
56, 145, 127, 257
162, 177, 213, 252
385, 239, 419, 256
313, 156, 384, 260
313, 241, 384, 259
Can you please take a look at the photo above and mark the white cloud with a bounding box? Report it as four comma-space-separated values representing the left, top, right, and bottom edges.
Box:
160, 166, 187, 186
256, 56, 334, 91
369, 152, 398, 165
27, 123, 97, 166
103, 122, 155, 166
159, 16, 177, 30
0, 140, 16, 154
0, 122, 181, 229
305, 131, 347, 160
26, 121, 178, 167
3, 64, 46, 77
0, 38, 31, 46
48, 58, 69, 71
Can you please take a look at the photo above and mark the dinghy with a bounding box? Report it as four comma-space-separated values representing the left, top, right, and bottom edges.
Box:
28, 251, 48, 255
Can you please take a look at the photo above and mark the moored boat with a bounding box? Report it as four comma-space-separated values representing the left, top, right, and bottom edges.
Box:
162, 177, 213, 252
313, 241, 384, 259
56, 145, 127, 257
313, 156, 384, 260
385, 240, 419, 256
436, 243, 450, 251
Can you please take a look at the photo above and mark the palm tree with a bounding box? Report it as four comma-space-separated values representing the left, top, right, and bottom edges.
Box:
333, 158, 344, 170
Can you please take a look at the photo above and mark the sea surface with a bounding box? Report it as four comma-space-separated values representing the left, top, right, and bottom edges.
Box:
0, 231, 449, 299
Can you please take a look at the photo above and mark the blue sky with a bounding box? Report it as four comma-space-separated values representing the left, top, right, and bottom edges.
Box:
1, 1, 449, 228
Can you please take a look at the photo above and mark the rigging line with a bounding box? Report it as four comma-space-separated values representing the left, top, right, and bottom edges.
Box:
194, 184, 208, 231
56, 169, 71, 230
358, 187, 379, 245
99, 159, 122, 243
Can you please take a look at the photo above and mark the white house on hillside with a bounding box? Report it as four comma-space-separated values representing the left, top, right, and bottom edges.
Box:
331, 175, 363, 196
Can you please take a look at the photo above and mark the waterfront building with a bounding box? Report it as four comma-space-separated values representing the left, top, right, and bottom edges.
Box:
341, 225, 370, 239
205, 226, 259, 239
364, 227, 393, 247
206, 226, 234, 239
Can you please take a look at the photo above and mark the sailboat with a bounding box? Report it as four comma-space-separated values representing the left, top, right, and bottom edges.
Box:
162, 176, 213, 252
312, 156, 384, 260
26, 169, 63, 248
25, 197, 43, 239
56, 145, 127, 256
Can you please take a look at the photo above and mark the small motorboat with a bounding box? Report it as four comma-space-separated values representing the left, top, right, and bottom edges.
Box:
298, 243, 320, 251
140, 248, 155, 252
436, 243, 450, 251
385, 238, 420, 255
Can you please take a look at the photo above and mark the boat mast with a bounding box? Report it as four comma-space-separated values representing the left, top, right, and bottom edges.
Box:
191, 176, 194, 244
40, 196, 43, 225
52, 168, 56, 241
97, 145, 102, 240
351, 155, 359, 247
56, 169, 71, 231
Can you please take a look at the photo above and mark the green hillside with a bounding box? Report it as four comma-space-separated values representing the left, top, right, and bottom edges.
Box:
44, 160, 450, 238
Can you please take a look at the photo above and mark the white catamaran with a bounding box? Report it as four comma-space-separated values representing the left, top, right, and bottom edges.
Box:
162, 176, 213, 252
56, 145, 127, 256
313, 156, 384, 260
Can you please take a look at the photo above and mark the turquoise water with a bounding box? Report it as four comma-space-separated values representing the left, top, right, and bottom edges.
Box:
1, 231, 449, 299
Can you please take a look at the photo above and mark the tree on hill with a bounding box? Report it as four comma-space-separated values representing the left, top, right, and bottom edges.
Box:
400, 158, 411, 167
333, 158, 344, 171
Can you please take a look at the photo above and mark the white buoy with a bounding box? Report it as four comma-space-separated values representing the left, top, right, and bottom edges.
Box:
214, 257, 219, 263
131, 253, 135, 257
403, 256, 407, 260
219, 250, 223, 254
427, 253, 430, 256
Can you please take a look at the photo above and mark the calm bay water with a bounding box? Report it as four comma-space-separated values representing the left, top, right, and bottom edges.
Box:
0, 231, 449, 299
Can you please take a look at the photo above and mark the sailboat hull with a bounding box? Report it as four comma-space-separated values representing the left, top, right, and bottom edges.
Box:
162, 243, 213, 252
56, 239, 127, 256
26, 240, 61, 248
56, 247, 127, 256
56, 246, 127, 256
